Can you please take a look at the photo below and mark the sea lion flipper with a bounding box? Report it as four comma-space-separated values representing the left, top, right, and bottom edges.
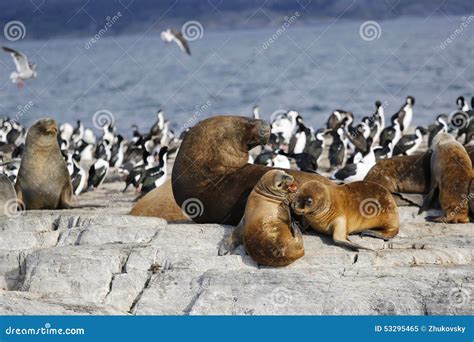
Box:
15, 186, 23, 202
418, 187, 438, 214
218, 217, 244, 256
333, 238, 373, 251
58, 184, 73, 209
290, 220, 303, 239
333, 219, 373, 251
359, 230, 391, 241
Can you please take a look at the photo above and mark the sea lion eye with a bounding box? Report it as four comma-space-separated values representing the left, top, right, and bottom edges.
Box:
277, 182, 283, 188
305, 198, 313, 205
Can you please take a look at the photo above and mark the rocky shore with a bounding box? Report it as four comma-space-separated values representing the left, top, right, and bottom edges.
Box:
0, 177, 472, 315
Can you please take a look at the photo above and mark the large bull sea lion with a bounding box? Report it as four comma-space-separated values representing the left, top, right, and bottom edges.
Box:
171, 116, 332, 225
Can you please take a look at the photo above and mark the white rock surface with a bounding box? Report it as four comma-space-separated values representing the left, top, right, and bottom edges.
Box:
0, 181, 472, 315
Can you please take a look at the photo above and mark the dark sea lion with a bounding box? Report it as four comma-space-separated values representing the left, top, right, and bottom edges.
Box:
130, 179, 189, 221
292, 180, 399, 250
171, 115, 332, 225
365, 146, 474, 207
15, 119, 73, 210
419, 133, 473, 223
0, 174, 17, 216
364, 152, 431, 194
242, 170, 304, 267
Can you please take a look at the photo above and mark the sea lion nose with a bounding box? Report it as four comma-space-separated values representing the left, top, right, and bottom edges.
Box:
256, 121, 271, 140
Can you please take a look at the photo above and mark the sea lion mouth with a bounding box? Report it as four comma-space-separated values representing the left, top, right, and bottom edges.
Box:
288, 182, 298, 193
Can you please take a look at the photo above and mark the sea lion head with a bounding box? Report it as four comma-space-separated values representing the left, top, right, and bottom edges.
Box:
26, 118, 59, 148
243, 118, 271, 150
257, 170, 297, 197
432, 132, 454, 148
292, 180, 330, 215
177, 116, 271, 171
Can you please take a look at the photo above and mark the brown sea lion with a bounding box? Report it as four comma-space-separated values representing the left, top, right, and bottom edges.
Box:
15, 119, 73, 210
130, 179, 189, 221
364, 152, 431, 194
365, 146, 474, 195
242, 170, 303, 267
292, 180, 399, 250
0, 174, 17, 216
171, 115, 332, 225
419, 133, 474, 223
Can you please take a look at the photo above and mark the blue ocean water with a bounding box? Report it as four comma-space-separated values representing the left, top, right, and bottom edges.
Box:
0, 15, 472, 135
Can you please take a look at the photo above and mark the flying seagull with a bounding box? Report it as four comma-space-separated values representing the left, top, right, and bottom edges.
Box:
2, 46, 37, 88
160, 29, 191, 55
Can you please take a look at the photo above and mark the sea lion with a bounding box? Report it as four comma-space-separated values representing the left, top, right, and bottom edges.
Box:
0, 174, 17, 216
130, 179, 189, 221
292, 180, 399, 250
242, 170, 303, 267
171, 115, 332, 225
365, 147, 474, 207
419, 133, 474, 223
364, 152, 431, 195
15, 119, 73, 210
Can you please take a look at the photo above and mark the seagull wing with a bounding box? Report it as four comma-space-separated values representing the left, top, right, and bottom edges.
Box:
173, 31, 191, 55
2, 46, 30, 73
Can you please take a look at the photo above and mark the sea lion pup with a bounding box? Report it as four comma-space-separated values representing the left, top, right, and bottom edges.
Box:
171, 115, 331, 225
292, 180, 399, 250
243, 170, 303, 267
419, 133, 474, 223
15, 119, 73, 210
